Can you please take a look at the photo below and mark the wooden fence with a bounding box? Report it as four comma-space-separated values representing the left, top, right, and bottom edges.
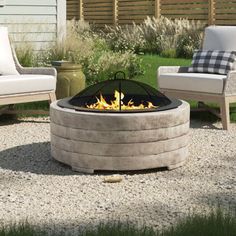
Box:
67, 0, 236, 26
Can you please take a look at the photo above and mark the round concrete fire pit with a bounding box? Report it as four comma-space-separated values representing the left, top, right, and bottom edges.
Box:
50, 101, 190, 173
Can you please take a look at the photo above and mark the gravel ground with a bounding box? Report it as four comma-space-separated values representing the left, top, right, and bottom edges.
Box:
0, 116, 235, 234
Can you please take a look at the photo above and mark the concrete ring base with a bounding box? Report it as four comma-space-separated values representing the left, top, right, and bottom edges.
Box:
50, 100, 190, 173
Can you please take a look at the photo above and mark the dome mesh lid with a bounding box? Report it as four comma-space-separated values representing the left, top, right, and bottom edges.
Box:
58, 71, 182, 113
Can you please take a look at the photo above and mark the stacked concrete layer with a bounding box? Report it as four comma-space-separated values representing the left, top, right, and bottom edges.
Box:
50, 101, 190, 173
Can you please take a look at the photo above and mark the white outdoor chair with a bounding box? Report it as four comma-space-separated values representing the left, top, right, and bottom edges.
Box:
0, 27, 57, 115
158, 26, 236, 130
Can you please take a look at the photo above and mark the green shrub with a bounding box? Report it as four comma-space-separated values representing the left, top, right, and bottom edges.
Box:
160, 49, 177, 58
141, 16, 179, 54
103, 24, 145, 53
43, 20, 95, 64
142, 17, 204, 58
83, 50, 143, 85
176, 26, 204, 58
102, 17, 204, 58
15, 43, 36, 67
43, 20, 143, 85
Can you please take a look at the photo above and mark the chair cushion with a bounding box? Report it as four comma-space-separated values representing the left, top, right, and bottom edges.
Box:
203, 26, 236, 51
188, 50, 236, 75
203, 26, 236, 70
0, 27, 19, 75
158, 73, 226, 94
0, 74, 56, 95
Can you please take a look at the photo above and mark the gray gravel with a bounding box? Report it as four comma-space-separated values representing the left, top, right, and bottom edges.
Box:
0, 116, 235, 234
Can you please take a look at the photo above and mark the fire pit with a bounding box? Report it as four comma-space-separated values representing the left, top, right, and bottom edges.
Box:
50, 72, 190, 173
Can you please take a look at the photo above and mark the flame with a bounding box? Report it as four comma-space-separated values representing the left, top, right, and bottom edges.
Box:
86, 90, 156, 110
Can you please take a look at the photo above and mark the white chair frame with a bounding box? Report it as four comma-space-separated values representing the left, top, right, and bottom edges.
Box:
158, 66, 236, 130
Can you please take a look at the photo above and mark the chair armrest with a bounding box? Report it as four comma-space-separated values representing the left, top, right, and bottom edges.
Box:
158, 66, 189, 76
17, 67, 57, 77
224, 70, 236, 95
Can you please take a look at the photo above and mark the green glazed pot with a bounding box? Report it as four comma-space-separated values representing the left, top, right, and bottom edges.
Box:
53, 62, 86, 99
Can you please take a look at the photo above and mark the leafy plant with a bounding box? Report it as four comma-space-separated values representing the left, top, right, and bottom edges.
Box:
44, 20, 94, 64
103, 24, 145, 53
160, 49, 177, 58
42, 20, 143, 85
83, 50, 143, 84
15, 43, 36, 67
176, 28, 204, 58
102, 16, 204, 58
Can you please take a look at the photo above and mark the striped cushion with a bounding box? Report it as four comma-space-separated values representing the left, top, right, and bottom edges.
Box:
188, 50, 236, 75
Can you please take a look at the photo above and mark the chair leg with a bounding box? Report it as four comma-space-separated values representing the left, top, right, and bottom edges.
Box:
49, 92, 57, 104
8, 104, 15, 110
0, 106, 8, 115
220, 97, 230, 130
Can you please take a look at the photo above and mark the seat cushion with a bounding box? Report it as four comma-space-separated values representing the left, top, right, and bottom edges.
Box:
158, 73, 226, 94
0, 27, 19, 75
0, 74, 56, 95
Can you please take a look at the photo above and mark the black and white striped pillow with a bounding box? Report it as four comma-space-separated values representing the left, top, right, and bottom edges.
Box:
188, 50, 236, 75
